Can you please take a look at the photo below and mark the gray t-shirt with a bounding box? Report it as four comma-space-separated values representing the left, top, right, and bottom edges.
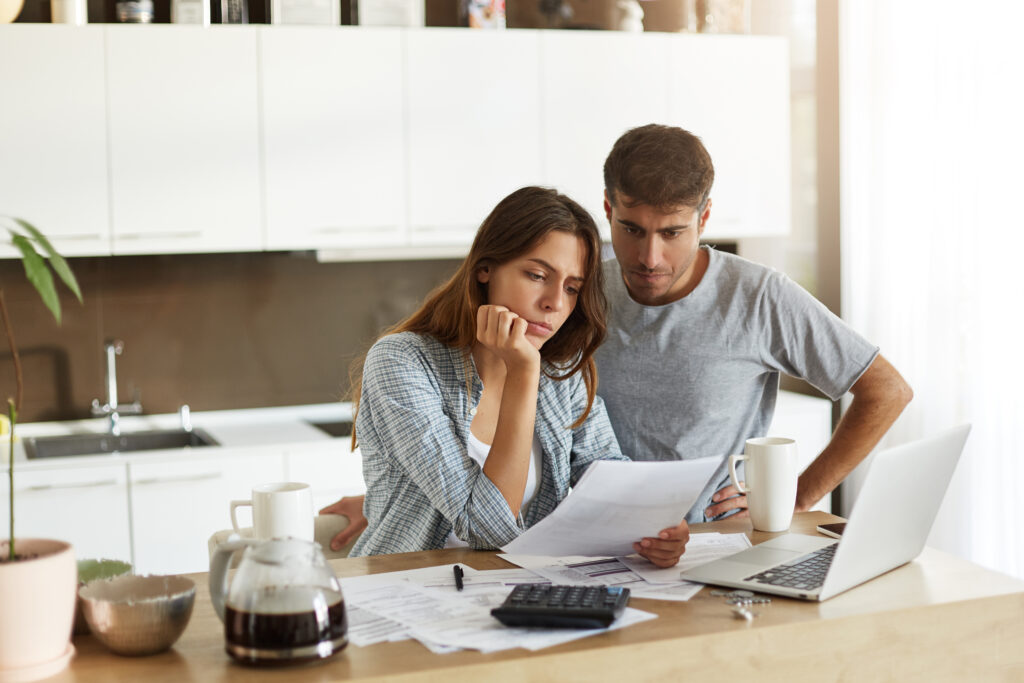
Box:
594, 247, 878, 523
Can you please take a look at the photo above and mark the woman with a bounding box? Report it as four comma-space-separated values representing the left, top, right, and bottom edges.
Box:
345, 187, 689, 567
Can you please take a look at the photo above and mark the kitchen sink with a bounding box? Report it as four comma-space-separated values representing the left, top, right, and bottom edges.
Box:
306, 420, 354, 438
24, 429, 219, 460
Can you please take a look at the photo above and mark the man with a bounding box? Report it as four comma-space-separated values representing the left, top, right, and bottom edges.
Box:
323, 123, 913, 547
595, 124, 912, 522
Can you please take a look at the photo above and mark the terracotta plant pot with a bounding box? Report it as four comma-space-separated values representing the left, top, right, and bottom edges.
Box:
0, 539, 77, 682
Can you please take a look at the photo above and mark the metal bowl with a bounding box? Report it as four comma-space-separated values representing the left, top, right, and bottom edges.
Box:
78, 574, 195, 656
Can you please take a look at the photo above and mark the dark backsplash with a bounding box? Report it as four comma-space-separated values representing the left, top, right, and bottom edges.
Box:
0, 252, 459, 423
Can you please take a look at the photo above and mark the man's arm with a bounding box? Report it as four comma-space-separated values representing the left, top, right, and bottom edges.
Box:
706, 354, 912, 518
794, 353, 912, 511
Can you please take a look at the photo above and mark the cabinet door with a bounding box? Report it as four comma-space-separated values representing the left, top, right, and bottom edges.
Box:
0, 26, 111, 257
286, 443, 365, 513
128, 452, 285, 575
261, 27, 406, 251
540, 31, 671, 239
406, 28, 544, 247
106, 25, 262, 255
668, 36, 791, 238
0, 463, 131, 563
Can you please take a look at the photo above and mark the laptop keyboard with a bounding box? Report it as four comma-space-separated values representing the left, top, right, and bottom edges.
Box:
745, 543, 839, 591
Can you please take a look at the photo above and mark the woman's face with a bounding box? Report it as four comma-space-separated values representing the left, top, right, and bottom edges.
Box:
477, 230, 587, 350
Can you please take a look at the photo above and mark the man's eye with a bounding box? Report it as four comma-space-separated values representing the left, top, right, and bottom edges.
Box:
662, 231, 681, 239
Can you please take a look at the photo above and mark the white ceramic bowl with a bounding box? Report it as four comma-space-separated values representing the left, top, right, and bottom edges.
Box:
78, 574, 195, 656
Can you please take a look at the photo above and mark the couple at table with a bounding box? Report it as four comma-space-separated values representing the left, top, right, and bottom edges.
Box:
324, 124, 912, 567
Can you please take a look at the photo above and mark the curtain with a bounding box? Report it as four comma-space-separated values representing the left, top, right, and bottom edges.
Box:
839, 1, 1024, 578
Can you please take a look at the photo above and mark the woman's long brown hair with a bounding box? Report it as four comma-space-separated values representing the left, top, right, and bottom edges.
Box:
350, 186, 607, 447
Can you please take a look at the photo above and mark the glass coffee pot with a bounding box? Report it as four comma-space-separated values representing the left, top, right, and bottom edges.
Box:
209, 537, 347, 666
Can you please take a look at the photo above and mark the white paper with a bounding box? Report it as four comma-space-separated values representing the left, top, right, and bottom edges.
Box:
502, 457, 721, 557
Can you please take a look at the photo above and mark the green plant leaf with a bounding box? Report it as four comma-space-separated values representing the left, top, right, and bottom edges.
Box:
11, 234, 62, 324
14, 218, 83, 303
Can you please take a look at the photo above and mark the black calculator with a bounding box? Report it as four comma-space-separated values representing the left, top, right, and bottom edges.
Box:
490, 584, 630, 629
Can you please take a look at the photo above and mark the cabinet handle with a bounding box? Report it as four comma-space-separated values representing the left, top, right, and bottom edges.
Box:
21, 479, 120, 492
311, 225, 399, 235
117, 231, 203, 241
133, 472, 222, 486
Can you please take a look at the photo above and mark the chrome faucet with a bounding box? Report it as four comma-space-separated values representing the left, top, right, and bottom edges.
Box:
91, 339, 143, 436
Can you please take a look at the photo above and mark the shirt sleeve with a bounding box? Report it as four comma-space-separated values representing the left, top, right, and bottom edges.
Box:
758, 271, 879, 401
567, 375, 629, 487
359, 337, 524, 549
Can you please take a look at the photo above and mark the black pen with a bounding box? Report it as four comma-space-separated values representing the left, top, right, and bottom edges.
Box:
453, 564, 464, 591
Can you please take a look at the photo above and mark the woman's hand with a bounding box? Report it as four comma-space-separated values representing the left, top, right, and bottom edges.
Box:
633, 519, 690, 568
476, 305, 540, 372
319, 496, 368, 551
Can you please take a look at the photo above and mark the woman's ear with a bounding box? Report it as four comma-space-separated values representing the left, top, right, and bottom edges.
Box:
477, 266, 491, 284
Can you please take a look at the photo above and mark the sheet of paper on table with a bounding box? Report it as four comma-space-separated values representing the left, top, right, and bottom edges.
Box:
339, 564, 657, 654
500, 532, 753, 602
501, 457, 721, 557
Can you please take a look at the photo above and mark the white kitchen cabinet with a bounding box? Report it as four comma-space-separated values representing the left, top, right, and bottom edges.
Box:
0, 462, 131, 563
105, 26, 263, 255
0, 26, 111, 257
667, 35, 791, 238
128, 452, 285, 574
286, 443, 365, 512
405, 29, 545, 247
539, 31, 672, 239
261, 27, 407, 251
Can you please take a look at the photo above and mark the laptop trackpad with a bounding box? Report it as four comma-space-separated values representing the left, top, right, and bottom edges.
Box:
727, 546, 804, 566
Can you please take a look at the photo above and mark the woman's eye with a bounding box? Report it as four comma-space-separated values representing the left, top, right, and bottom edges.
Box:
566, 287, 580, 296
527, 271, 544, 281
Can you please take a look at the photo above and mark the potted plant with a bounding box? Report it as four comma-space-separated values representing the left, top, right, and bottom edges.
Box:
1, 217, 83, 681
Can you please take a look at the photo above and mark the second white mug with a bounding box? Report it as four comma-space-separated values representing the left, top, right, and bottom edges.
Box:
728, 437, 799, 532
230, 482, 314, 541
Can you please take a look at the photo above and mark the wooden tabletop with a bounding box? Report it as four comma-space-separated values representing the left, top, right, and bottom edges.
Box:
57, 512, 1024, 682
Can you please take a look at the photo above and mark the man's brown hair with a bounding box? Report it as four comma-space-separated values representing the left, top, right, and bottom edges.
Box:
603, 124, 715, 211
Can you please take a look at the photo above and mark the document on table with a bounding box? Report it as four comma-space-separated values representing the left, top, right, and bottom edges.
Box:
502, 457, 721, 557
340, 564, 658, 654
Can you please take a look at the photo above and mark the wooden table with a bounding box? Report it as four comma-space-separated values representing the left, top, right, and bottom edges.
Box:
58, 512, 1024, 681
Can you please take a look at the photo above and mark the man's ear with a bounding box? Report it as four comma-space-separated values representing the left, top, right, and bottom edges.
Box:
697, 198, 712, 237
477, 265, 490, 284
603, 190, 613, 222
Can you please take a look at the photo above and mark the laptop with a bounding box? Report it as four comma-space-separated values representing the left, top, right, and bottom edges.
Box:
680, 424, 971, 601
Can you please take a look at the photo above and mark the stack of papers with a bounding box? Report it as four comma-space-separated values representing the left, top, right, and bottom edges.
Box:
339, 532, 751, 653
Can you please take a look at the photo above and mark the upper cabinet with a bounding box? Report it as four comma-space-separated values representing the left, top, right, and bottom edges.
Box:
539, 31, 672, 240
405, 29, 545, 247
668, 36, 791, 238
106, 26, 262, 254
0, 26, 789, 259
261, 27, 406, 251
0, 26, 111, 257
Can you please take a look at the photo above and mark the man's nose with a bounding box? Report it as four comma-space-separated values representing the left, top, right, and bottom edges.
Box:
638, 237, 660, 269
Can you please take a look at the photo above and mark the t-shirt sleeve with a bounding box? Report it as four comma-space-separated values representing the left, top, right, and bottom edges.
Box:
757, 271, 879, 401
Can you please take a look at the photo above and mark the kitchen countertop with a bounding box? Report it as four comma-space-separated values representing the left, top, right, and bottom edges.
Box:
3, 402, 354, 470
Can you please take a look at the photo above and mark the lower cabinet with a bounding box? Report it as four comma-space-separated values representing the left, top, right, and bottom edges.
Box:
286, 444, 366, 514
128, 452, 286, 575
1, 463, 132, 563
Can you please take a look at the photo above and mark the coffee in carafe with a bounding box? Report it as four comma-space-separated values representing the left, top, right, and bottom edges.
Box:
209, 538, 348, 666
224, 586, 347, 664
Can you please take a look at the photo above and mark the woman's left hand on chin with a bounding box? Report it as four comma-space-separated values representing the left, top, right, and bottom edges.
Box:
633, 519, 690, 568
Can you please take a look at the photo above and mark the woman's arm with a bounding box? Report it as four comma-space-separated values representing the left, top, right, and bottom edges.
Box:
359, 336, 524, 549
475, 305, 541, 517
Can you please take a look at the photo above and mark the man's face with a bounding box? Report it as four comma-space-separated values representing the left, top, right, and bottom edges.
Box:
605, 191, 711, 306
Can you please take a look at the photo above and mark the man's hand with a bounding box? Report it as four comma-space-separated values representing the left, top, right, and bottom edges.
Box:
633, 519, 690, 568
705, 484, 750, 520
319, 495, 367, 551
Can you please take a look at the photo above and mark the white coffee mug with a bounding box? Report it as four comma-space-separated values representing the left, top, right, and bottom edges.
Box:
728, 437, 798, 532
230, 482, 314, 541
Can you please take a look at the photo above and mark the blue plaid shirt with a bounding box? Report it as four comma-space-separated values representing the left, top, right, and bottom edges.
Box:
350, 332, 627, 556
